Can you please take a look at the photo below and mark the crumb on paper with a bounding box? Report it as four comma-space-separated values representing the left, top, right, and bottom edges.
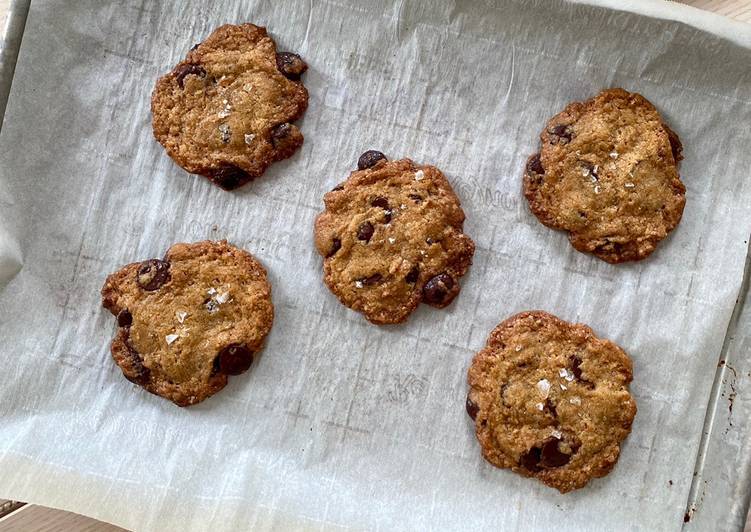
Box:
165, 334, 179, 345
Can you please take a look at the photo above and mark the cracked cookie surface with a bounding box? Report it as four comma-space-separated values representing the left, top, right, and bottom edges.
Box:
523, 88, 685, 263
101, 240, 274, 406
314, 154, 475, 324
152, 23, 308, 190
467, 311, 636, 493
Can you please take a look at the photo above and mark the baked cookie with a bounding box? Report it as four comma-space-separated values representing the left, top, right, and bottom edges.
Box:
523, 88, 685, 263
101, 240, 274, 406
314, 153, 475, 324
152, 23, 309, 190
466, 311, 636, 493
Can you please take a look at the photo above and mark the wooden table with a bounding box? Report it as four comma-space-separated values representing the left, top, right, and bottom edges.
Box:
0, 0, 749, 530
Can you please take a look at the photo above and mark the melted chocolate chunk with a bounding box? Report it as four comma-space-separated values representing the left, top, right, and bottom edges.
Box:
270, 123, 292, 146
527, 153, 544, 175
422, 273, 455, 305
213, 344, 254, 376
466, 396, 479, 420
570, 355, 595, 388
117, 309, 133, 327
520, 437, 578, 471
124, 332, 150, 385
357, 221, 374, 242
137, 259, 170, 291
209, 165, 251, 190
327, 238, 341, 258
175, 63, 206, 89
549, 124, 572, 142
275, 52, 308, 81
357, 150, 387, 170
361, 273, 383, 286
405, 265, 419, 284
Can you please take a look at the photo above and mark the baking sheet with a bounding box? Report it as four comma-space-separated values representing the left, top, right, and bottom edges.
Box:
1, 0, 751, 530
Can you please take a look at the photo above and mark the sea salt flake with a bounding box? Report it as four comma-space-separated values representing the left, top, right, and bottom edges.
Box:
216, 291, 230, 304
400, 204, 406, 210
594, 185, 601, 194
355, 280, 364, 288
165, 334, 179, 345
515, 345, 522, 352
551, 429, 562, 438
414, 170, 424, 181
244, 133, 255, 145
609, 151, 619, 159
535, 402, 544, 411
218, 124, 231, 143
570, 396, 582, 405
176, 311, 188, 323
207, 287, 217, 295
388, 237, 396, 244
559, 368, 574, 382
560, 383, 567, 390
243, 83, 253, 92
205, 300, 219, 313
625, 182, 635, 189
581, 167, 590, 177
536, 379, 551, 398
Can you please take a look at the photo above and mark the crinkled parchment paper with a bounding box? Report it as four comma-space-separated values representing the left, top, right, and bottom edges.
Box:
1, 0, 751, 530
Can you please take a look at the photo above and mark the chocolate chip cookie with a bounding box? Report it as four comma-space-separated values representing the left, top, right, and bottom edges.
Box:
101, 240, 274, 406
523, 88, 685, 263
466, 311, 636, 493
314, 153, 475, 324
152, 23, 309, 190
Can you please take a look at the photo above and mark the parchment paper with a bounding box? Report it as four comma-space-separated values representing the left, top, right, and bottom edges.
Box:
1, 1, 751, 530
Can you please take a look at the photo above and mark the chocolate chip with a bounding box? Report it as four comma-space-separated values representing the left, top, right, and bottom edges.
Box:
466, 396, 479, 420
408, 194, 423, 203
371, 197, 391, 222
208, 165, 251, 190
422, 273, 455, 305
405, 265, 419, 284
540, 437, 574, 468
357, 150, 387, 170
371, 197, 390, 209
270, 123, 292, 147
665, 125, 683, 162
213, 344, 254, 376
549, 124, 572, 143
570, 355, 594, 388
275, 52, 308, 81
520, 446, 543, 472
361, 273, 383, 286
117, 309, 133, 327
527, 153, 544, 175
124, 332, 150, 385
357, 221, 374, 242
137, 259, 170, 291
327, 238, 341, 258
175, 63, 206, 89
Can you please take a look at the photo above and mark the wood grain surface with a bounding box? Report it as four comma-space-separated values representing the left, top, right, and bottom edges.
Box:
0, 0, 749, 531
